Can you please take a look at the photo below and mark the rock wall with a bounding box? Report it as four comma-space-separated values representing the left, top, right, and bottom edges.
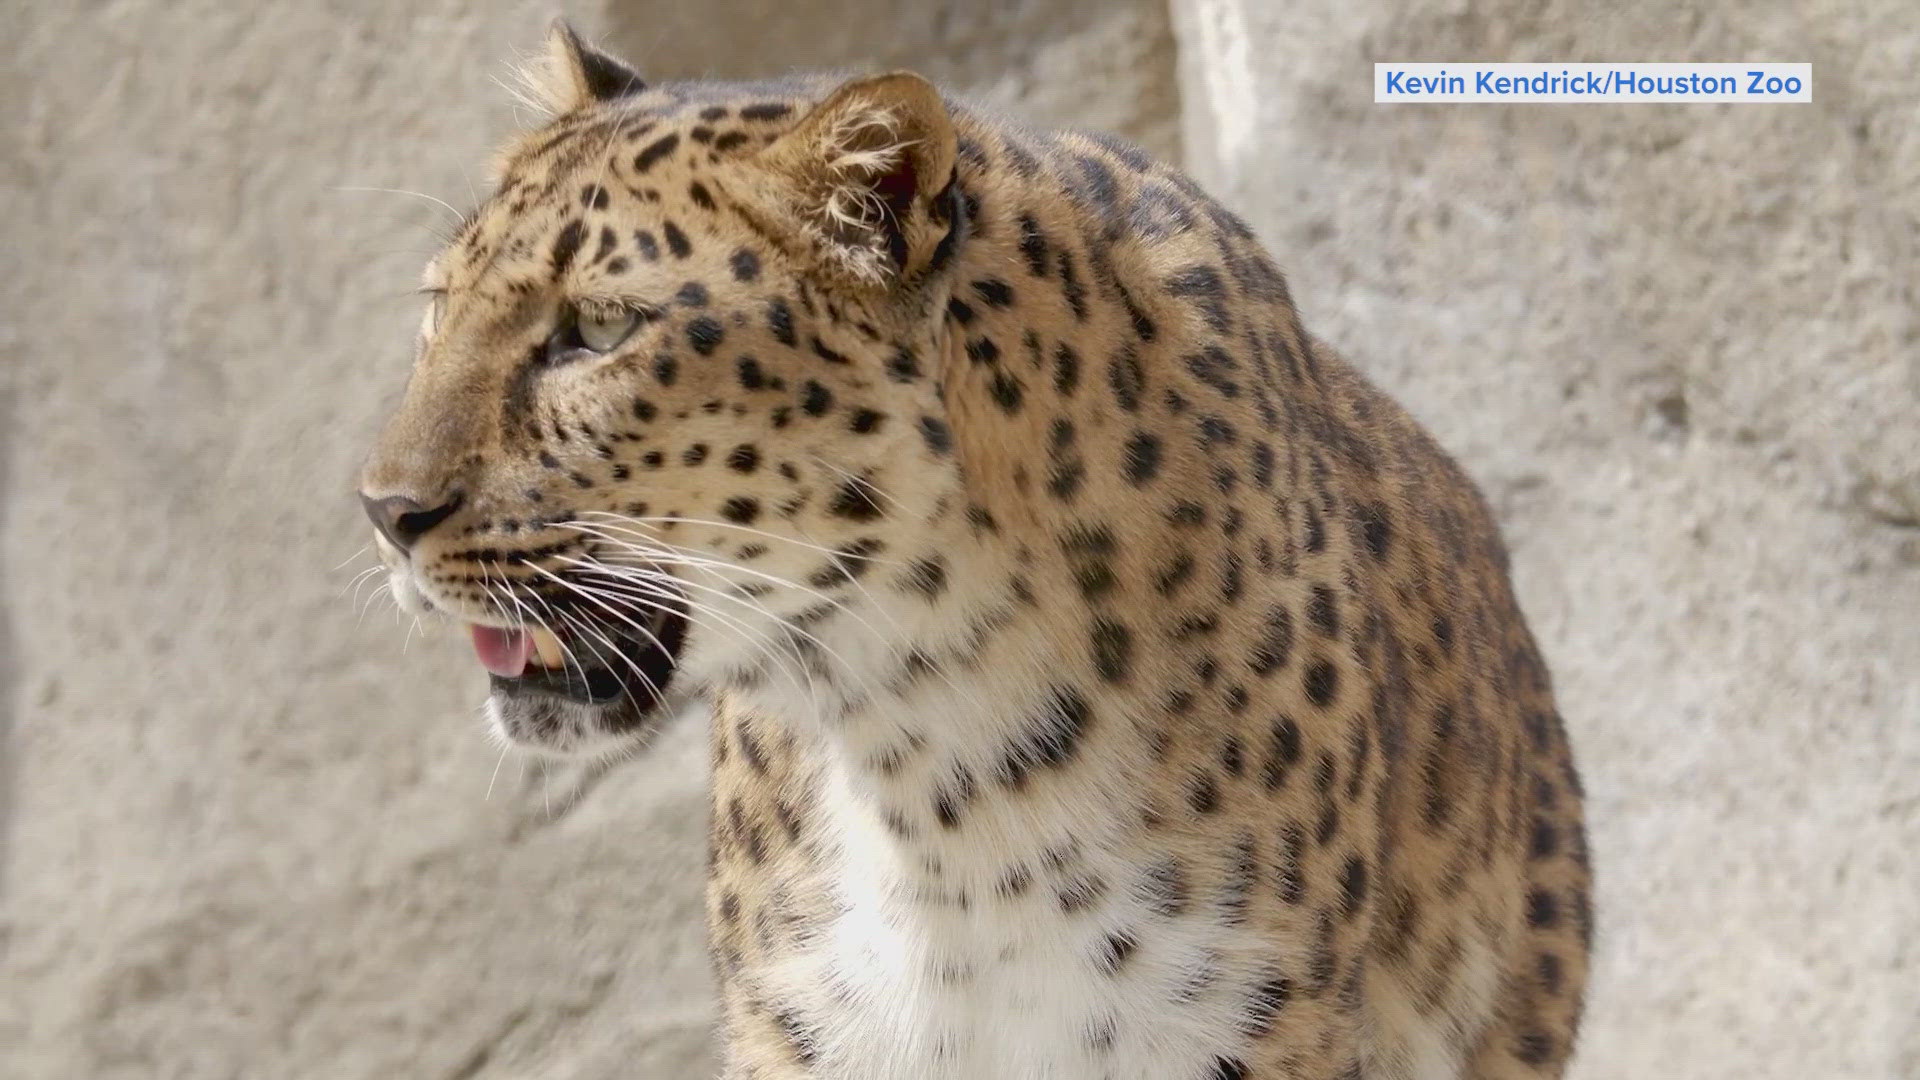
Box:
2, 0, 1913, 1077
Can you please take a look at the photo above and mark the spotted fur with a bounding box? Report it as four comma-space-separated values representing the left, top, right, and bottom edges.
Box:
360, 23, 1590, 1080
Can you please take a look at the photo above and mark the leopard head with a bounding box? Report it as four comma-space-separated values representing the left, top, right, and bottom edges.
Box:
358, 22, 965, 755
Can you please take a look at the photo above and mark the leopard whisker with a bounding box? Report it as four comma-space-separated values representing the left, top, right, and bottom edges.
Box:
560, 533, 909, 714
501, 571, 599, 692
563, 524, 899, 652
333, 185, 468, 231
549, 554, 830, 714
559, 551, 881, 706
333, 543, 375, 572
562, 556, 833, 714
558, 603, 666, 704
574, 510, 908, 569
572, 526, 949, 710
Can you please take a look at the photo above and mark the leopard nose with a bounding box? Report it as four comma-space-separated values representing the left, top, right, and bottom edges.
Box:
361, 491, 463, 552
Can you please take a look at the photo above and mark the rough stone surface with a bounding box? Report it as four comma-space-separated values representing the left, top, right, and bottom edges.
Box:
603, 0, 1182, 162
3, 0, 1914, 1077
1171, 2, 1920, 1077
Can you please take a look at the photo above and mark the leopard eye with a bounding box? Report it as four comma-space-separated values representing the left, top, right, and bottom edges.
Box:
546, 304, 655, 365
578, 308, 640, 352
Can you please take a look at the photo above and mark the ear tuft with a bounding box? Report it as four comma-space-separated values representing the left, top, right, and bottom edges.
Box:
755, 72, 958, 290
525, 19, 647, 114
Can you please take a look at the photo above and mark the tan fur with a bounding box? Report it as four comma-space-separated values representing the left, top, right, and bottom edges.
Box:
747, 72, 959, 290
361, 31, 1591, 1078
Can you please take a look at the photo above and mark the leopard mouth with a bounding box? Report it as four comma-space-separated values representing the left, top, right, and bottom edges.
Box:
470, 591, 689, 713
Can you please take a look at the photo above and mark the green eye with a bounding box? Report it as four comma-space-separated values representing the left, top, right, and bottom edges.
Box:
545, 304, 650, 365
578, 308, 639, 352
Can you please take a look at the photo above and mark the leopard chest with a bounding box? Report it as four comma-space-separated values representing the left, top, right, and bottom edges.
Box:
713, 737, 1277, 1080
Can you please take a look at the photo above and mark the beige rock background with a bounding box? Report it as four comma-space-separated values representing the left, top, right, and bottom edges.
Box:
1, 0, 1912, 1077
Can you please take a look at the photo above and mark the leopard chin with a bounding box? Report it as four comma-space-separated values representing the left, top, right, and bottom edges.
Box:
484, 678, 697, 758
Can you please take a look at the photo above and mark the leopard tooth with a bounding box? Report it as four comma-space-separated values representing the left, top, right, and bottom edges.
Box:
530, 626, 567, 668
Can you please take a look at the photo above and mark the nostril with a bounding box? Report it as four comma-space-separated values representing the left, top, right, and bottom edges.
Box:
362, 491, 464, 551
394, 496, 462, 543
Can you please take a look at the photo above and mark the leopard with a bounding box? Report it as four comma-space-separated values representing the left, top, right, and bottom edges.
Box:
357, 21, 1592, 1080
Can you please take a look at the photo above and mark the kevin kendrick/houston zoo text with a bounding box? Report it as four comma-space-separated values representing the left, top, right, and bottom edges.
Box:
1374, 63, 1811, 103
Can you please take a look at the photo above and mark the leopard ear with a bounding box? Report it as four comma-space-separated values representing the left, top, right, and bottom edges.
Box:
752, 72, 960, 291
537, 19, 647, 111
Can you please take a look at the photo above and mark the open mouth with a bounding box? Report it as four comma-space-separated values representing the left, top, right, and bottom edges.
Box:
468, 592, 689, 712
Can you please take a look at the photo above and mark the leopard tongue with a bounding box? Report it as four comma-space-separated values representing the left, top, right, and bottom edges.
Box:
471, 625, 532, 678
470, 625, 569, 677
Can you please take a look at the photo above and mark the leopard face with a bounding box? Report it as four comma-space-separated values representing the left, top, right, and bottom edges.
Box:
359, 43, 965, 756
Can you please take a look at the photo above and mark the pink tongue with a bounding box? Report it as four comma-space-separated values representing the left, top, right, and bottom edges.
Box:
470, 625, 532, 678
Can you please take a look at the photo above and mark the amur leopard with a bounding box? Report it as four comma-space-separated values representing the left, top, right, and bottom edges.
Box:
359, 22, 1591, 1080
